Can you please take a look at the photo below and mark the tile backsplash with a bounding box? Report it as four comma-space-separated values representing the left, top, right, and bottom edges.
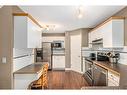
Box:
13, 48, 35, 72
118, 46, 127, 65
82, 46, 127, 65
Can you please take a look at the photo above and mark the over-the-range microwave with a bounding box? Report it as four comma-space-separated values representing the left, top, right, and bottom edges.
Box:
52, 41, 64, 48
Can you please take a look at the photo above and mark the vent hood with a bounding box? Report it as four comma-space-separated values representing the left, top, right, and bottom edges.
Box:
89, 38, 103, 45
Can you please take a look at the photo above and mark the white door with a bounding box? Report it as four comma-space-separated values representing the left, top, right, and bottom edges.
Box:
70, 34, 81, 73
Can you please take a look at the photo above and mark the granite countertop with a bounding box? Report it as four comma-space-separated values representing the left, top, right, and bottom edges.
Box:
13, 62, 48, 74
83, 57, 127, 87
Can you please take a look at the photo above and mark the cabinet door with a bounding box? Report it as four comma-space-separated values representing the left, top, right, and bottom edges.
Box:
52, 56, 56, 69
108, 71, 120, 86
112, 19, 124, 48
53, 56, 59, 69
14, 16, 42, 49
53, 56, 65, 69
58, 56, 65, 69
27, 18, 42, 48
96, 27, 103, 39
88, 32, 92, 48
90, 28, 102, 43
103, 19, 124, 48
90, 30, 95, 41
103, 21, 112, 48
36, 29, 42, 48
14, 16, 27, 48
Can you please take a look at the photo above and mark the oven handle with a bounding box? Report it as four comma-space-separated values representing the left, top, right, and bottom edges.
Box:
85, 72, 93, 80
85, 60, 93, 65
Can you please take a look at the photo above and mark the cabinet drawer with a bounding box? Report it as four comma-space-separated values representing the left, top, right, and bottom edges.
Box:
108, 79, 119, 86
108, 71, 120, 83
108, 78, 119, 86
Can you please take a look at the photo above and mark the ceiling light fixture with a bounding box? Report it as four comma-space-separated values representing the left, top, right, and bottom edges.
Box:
77, 5, 83, 19
42, 24, 56, 32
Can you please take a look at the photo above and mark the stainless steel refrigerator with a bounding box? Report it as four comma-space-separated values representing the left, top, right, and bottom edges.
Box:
42, 42, 52, 70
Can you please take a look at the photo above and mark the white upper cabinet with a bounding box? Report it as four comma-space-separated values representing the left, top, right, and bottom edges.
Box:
89, 27, 103, 42
14, 13, 42, 49
89, 17, 124, 48
103, 19, 124, 48
27, 18, 42, 48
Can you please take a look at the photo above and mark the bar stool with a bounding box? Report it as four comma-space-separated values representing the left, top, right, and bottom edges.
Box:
28, 63, 49, 89
28, 80, 43, 89
41, 63, 49, 88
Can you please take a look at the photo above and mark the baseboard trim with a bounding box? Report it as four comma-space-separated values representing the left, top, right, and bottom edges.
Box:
65, 68, 72, 70
52, 68, 65, 70
65, 68, 84, 74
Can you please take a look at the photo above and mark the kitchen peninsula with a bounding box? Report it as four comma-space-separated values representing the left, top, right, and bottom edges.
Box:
13, 62, 48, 89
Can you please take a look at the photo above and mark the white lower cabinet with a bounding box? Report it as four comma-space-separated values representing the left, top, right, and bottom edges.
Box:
14, 73, 41, 89
53, 55, 65, 70
108, 71, 120, 86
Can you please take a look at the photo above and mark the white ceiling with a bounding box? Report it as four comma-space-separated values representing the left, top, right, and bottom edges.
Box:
20, 6, 125, 33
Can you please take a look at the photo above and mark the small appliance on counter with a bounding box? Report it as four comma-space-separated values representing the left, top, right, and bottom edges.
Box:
97, 52, 109, 61
89, 53, 96, 60
107, 52, 120, 64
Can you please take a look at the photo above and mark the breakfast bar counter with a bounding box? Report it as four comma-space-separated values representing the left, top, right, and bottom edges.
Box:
13, 62, 48, 89
13, 62, 48, 74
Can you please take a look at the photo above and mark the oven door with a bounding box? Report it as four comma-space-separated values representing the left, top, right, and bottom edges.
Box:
85, 59, 93, 77
84, 59, 94, 85
93, 64, 108, 86
84, 71, 93, 86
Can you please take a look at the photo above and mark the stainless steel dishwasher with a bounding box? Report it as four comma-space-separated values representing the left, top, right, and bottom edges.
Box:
93, 64, 108, 86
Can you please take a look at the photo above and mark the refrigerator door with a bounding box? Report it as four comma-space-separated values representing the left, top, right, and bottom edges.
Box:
42, 42, 52, 70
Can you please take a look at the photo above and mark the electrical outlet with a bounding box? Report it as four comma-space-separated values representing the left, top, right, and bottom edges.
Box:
2, 57, 7, 64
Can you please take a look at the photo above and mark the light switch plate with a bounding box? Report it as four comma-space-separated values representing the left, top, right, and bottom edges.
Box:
2, 57, 7, 64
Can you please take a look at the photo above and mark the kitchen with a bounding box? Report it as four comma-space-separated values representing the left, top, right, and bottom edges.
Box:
0, 5, 127, 90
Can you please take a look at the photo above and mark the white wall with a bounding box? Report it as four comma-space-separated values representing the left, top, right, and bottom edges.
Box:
13, 48, 34, 72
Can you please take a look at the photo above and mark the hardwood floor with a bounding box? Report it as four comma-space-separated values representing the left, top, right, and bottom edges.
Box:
47, 70, 89, 89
